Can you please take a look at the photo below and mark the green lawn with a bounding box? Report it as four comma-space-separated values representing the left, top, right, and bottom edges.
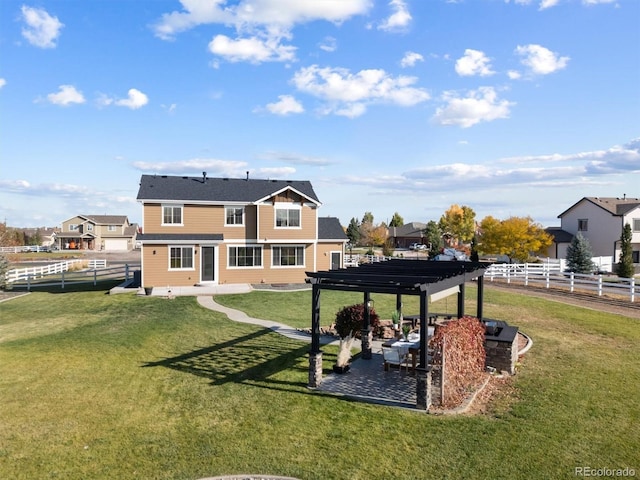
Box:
0, 288, 638, 479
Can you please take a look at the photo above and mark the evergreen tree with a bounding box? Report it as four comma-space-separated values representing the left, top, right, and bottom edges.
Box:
0, 253, 9, 290
389, 212, 404, 228
565, 232, 594, 273
616, 223, 634, 278
423, 221, 443, 258
346, 217, 361, 246
470, 234, 479, 261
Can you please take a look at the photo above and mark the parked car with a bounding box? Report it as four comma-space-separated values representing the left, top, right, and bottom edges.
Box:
409, 243, 427, 251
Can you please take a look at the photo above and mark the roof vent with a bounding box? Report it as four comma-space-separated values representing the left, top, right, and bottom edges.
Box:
246, 171, 250, 180
203, 171, 207, 183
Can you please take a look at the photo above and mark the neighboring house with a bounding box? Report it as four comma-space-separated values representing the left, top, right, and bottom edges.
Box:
135, 173, 348, 287
56, 215, 138, 251
388, 222, 427, 248
21, 227, 60, 247
549, 196, 640, 263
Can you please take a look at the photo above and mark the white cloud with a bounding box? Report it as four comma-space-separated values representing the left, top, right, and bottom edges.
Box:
539, 0, 560, 9
378, 0, 412, 31
516, 44, 569, 75
153, 0, 371, 40
46, 85, 85, 106
400, 51, 424, 68
0, 78, 6, 88
292, 65, 429, 117
319, 36, 337, 52
432, 87, 514, 128
507, 70, 522, 80
208, 34, 296, 63
263, 95, 304, 115
115, 89, 149, 109
20, 5, 64, 48
261, 151, 333, 166
131, 158, 249, 177
455, 49, 495, 77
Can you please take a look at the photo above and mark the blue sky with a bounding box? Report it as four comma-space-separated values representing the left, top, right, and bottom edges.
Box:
1, 0, 638, 231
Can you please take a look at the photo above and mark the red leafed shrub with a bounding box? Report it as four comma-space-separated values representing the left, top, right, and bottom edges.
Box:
334, 304, 380, 339
430, 316, 486, 408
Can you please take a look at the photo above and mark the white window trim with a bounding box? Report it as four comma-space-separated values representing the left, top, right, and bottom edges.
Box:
168, 245, 195, 271
632, 219, 640, 232
274, 203, 302, 229
225, 206, 245, 227
162, 204, 184, 226
272, 244, 306, 268
227, 245, 263, 269
69, 224, 78, 231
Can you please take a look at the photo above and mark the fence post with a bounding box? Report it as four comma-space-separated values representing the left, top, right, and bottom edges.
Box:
546, 271, 550, 289
631, 278, 635, 303
598, 275, 603, 297
570, 272, 574, 292
27, 274, 31, 292
524, 263, 529, 286
61, 270, 65, 289
93, 269, 97, 286
125, 264, 130, 281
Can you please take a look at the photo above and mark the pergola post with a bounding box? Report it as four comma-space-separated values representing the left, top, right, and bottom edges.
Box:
308, 283, 323, 387
477, 275, 484, 320
457, 282, 465, 318
361, 291, 372, 360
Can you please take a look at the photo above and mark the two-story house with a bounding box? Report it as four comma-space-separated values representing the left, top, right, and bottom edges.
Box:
548, 196, 640, 264
135, 173, 348, 288
57, 215, 138, 251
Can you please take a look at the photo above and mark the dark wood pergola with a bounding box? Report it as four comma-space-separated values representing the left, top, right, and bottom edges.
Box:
306, 259, 490, 409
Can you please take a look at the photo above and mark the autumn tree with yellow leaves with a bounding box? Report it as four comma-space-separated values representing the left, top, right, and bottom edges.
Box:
479, 215, 552, 262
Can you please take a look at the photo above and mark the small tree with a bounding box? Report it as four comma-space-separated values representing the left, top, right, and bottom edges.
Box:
565, 232, 594, 273
389, 212, 404, 228
616, 223, 634, 278
334, 304, 380, 367
424, 220, 444, 258
346, 217, 361, 246
0, 253, 9, 290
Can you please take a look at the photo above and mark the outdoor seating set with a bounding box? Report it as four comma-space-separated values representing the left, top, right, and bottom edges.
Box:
380, 328, 435, 373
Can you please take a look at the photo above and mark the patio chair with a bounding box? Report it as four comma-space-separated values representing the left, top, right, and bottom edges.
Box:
381, 346, 410, 373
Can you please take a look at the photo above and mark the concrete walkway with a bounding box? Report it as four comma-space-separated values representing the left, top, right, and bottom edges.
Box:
196, 296, 340, 346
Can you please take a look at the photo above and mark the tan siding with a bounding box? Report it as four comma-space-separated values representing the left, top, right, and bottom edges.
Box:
316, 243, 343, 270
257, 204, 317, 240
141, 245, 200, 287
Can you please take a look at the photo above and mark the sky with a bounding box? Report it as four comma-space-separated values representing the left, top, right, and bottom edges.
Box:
1, 0, 639, 232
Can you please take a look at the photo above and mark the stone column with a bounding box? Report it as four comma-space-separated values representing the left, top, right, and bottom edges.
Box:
416, 367, 432, 411
308, 351, 323, 388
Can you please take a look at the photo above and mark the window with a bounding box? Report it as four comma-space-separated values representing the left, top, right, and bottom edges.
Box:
228, 246, 262, 267
169, 246, 193, 270
87, 224, 93, 231
272, 246, 305, 267
225, 206, 244, 226
163, 205, 183, 225
69, 224, 78, 231
633, 219, 640, 232
275, 207, 300, 227
578, 219, 588, 231
107, 225, 117, 232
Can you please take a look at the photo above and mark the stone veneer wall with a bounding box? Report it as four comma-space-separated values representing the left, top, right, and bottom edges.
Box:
484, 323, 518, 375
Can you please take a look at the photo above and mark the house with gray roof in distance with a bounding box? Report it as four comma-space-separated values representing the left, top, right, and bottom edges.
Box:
56, 215, 138, 251
547, 196, 640, 265
136, 173, 348, 288
388, 222, 427, 249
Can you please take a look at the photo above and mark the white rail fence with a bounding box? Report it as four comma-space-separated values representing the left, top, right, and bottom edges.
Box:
5, 261, 139, 291
0, 245, 53, 253
6, 259, 107, 283
484, 263, 637, 302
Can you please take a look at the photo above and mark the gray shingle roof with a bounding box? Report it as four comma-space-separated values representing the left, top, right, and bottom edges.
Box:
545, 227, 573, 243
81, 215, 129, 224
136, 174, 321, 204
318, 217, 347, 241
558, 197, 640, 218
